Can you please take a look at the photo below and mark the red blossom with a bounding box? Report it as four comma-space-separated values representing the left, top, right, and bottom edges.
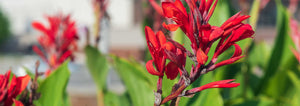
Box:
161, 0, 254, 69
32, 14, 78, 74
145, 26, 185, 80
13, 99, 24, 106
145, 0, 254, 105
185, 79, 240, 96
0, 71, 30, 106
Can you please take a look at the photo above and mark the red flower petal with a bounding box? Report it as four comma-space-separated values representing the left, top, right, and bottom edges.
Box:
164, 42, 176, 52
187, 79, 240, 93
13, 75, 30, 97
13, 99, 24, 106
209, 26, 224, 42
176, 48, 186, 67
214, 55, 244, 69
205, 0, 219, 22
165, 62, 180, 80
1, 71, 30, 106
162, 1, 188, 22
173, 0, 187, 16
149, 0, 164, 16
230, 24, 254, 43
58, 50, 72, 64
232, 44, 242, 58
196, 48, 208, 65
162, 22, 180, 31
146, 60, 163, 76
156, 31, 166, 47
32, 21, 48, 34
32, 46, 47, 63
221, 12, 250, 30
145, 26, 159, 49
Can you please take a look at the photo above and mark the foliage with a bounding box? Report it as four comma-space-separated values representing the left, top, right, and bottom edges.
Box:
33, 60, 71, 106
0, 7, 10, 43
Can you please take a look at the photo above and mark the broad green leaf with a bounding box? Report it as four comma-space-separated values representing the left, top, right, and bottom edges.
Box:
125, 57, 157, 86
112, 56, 154, 106
230, 98, 274, 106
288, 70, 300, 91
85, 45, 109, 89
261, 55, 298, 102
287, 70, 300, 106
228, 72, 244, 99
34, 60, 70, 106
248, 42, 271, 69
173, 28, 185, 44
255, 0, 293, 95
104, 91, 130, 106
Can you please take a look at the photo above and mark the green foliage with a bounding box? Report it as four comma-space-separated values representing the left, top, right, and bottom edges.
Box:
112, 55, 156, 106
34, 61, 70, 106
255, 0, 293, 96
0, 7, 10, 43
104, 91, 131, 106
209, 0, 232, 26
85, 45, 109, 89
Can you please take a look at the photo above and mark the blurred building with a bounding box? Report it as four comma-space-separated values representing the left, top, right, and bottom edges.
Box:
0, 0, 145, 60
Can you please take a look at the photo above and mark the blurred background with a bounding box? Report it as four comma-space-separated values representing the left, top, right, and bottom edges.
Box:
0, 0, 299, 105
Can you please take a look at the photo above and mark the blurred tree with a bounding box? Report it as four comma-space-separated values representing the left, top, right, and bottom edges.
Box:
0, 7, 10, 44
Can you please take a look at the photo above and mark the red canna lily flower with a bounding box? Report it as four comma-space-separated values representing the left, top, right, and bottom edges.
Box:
164, 42, 186, 79
0, 70, 30, 106
145, 26, 186, 80
32, 14, 78, 74
145, 26, 166, 76
145, 0, 254, 105
161, 0, 254, 69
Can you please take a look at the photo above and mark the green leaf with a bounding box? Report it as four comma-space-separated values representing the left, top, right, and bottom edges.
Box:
23, 67, 35, 79
248, 42, 270, 68
34, 60, 70, 106
104, 91, 130, 106
173, 28, 185, 44
209, 0, 232, 26
287, 70, 300, 105
84, 45, 109, 89
255, 0, 293, 95
23, 67, 43, 84
112, 56, 155, 106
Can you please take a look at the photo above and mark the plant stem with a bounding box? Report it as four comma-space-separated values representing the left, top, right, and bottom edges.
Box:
155, 76, 163, 106
97, 89, 105, 106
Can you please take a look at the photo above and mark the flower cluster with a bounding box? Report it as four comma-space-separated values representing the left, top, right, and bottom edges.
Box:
32, 14, 78, 75
0, 71, 30, 106
145, 0, 254, 105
